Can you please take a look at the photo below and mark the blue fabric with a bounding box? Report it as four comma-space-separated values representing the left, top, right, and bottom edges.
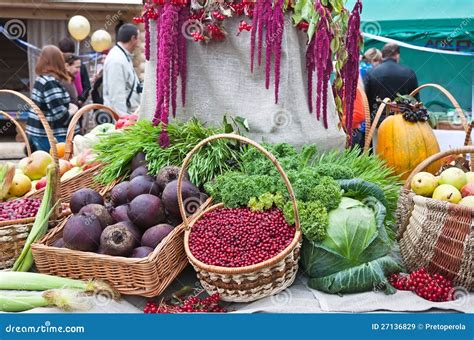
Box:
29, 135, 66, 153
359, 61, 373, 80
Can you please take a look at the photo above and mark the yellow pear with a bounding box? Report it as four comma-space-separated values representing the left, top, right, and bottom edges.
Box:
432, 184, 462, 204
410, 172, 438, 197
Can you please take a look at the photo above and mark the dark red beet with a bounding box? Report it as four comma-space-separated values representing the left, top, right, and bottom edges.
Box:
110, 181, 130, 207
63, 213, 102, 252
52, 238, 65, 248
161, 180, 201, 217
128, 194, 166, 231
130, 246, 154, 258
70, 189, 104, 214
128, 176, 161, 201
130, 166, 149, 180
79, 204, 114, 230
118, 221, 142, 244
141, 224, 174, 248
100, 223, 139, 257
131, 152, 147, 170
155, 166, 189, 192
110, 204, 131, 223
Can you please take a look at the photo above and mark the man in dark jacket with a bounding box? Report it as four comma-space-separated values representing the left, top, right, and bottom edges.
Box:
364, 43, 419, 118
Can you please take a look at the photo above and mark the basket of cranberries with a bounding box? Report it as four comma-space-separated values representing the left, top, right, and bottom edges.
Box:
176, 134, 302, 302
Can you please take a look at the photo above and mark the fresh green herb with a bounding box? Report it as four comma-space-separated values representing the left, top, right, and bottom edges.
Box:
94, 118, 245, 187
284, 200, 328, 242
248, 192, 285, 212
313, 163, 355, 180
306, 176, 342, 211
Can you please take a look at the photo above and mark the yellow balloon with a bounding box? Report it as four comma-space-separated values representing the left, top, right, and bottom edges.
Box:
68, 15, 90, 41
90, 30, 112, 52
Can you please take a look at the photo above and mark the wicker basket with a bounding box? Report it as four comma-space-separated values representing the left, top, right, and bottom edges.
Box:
0, 89, 61, 270
177, 134, 303, 302
31, 181, 211, 297
397, 146, 474, 291
28, 104, 120, 202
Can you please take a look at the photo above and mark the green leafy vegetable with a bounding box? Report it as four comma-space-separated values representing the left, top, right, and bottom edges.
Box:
313, 163, 355, 180
301, 197, 401, 294
284, 200, 328, 242
306, 176, 342, 211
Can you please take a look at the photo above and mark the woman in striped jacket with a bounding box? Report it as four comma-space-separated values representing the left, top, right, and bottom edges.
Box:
26, 45, 79, 152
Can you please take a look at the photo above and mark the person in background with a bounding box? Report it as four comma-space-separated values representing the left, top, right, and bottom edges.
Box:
364, 43, 419, 120
26, 45, 78, 152
62, 53, 81, 107
359, 48, 382, 80
58, 37, 91, 107
103, 23, 142, 116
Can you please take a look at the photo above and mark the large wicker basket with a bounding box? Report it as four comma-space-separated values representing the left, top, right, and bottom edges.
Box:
0, 89, 61, 269
28, 104, 120, 202
397, 146, 474, 291
178, 134, 302, 302
31, 182, 211, 297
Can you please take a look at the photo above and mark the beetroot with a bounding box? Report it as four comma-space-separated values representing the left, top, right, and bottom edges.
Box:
52, 238, 65, 248
110, 181, 130, 207
161, 180, 201, 217
130, 246, 154, 258
131, 152, 147, 170
189, 208, 295, 268
70, 189, 104, 214
128, 194, 166, 231
141, 224, 174, 248
100, 223, 139, 257
63, 213, 102, 252
119, 221, 142, 244
155, 166, 189, 192
110, 204, 131, 223
130, 166, 149, 180
79, 204, 114, 230
128, 176, 161, 201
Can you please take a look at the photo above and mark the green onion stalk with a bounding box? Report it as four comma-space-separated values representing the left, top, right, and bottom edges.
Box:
12, 164, 58, 272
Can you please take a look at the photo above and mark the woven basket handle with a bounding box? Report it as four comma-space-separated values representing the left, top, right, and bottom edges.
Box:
177, 133, 300, 231
363, 97, 391, 153
0, 89, 60, 217
403, 146, 474, 189
0, 110, 32, 156
64, 104, 120, 160
410, 83, 467, 132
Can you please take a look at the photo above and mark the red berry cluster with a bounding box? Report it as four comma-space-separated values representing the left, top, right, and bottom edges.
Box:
189, 207, 295, 268
238, 21, 252, 34
144, 293, 226, 313
296, 21, 309, 31
0, 198, 41, 221
206, 24, 225, 40
389, 268, 455, 302
212, 11, 226, 21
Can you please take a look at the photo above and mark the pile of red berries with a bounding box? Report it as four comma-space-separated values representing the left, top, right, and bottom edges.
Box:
189, 207, 295, 268
389, 268, 455, 302
144, 293, 226, 313
0, 198, 41, 221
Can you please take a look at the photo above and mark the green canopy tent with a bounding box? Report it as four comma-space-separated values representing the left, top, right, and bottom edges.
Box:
348, 0, 473, 113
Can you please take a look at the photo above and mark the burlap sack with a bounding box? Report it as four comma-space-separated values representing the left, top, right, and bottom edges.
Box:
139, 15, 345, 150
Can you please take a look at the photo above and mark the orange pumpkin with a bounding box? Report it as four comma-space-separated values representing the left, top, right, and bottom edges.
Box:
376, 114, 441, 179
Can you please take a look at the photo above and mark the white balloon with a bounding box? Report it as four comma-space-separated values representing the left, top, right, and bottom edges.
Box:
90, 30, 112, 52
68, 15, 91, 41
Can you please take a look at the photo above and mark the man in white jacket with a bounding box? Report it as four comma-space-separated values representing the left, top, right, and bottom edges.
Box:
103, 24, 142, 116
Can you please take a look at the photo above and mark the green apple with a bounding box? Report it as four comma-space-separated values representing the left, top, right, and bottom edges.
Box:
432, 184, 462, 203
438, 167, 467, 190
459, 196, 474, 208
410, 172, 438, 197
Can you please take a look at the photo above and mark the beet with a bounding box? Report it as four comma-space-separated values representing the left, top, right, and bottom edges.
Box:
127, 176, 161, 201
100, 223, 139, 257
166, 213, 182, 227
52, 238, 65, 248
130, 166, 149, 180
141, 224, 174, 248
128, 194, 166, 231
63, 213, 102, 252
79, 204, 114, 229
162, 180, 201, 217
155, 166, 189, 192
110, 181, 130, 207
130, 246, 154, 258
110, 204, 131, 223
70, 189, 104, 213
131, 152, 147, 170
117, 221, 142, 244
